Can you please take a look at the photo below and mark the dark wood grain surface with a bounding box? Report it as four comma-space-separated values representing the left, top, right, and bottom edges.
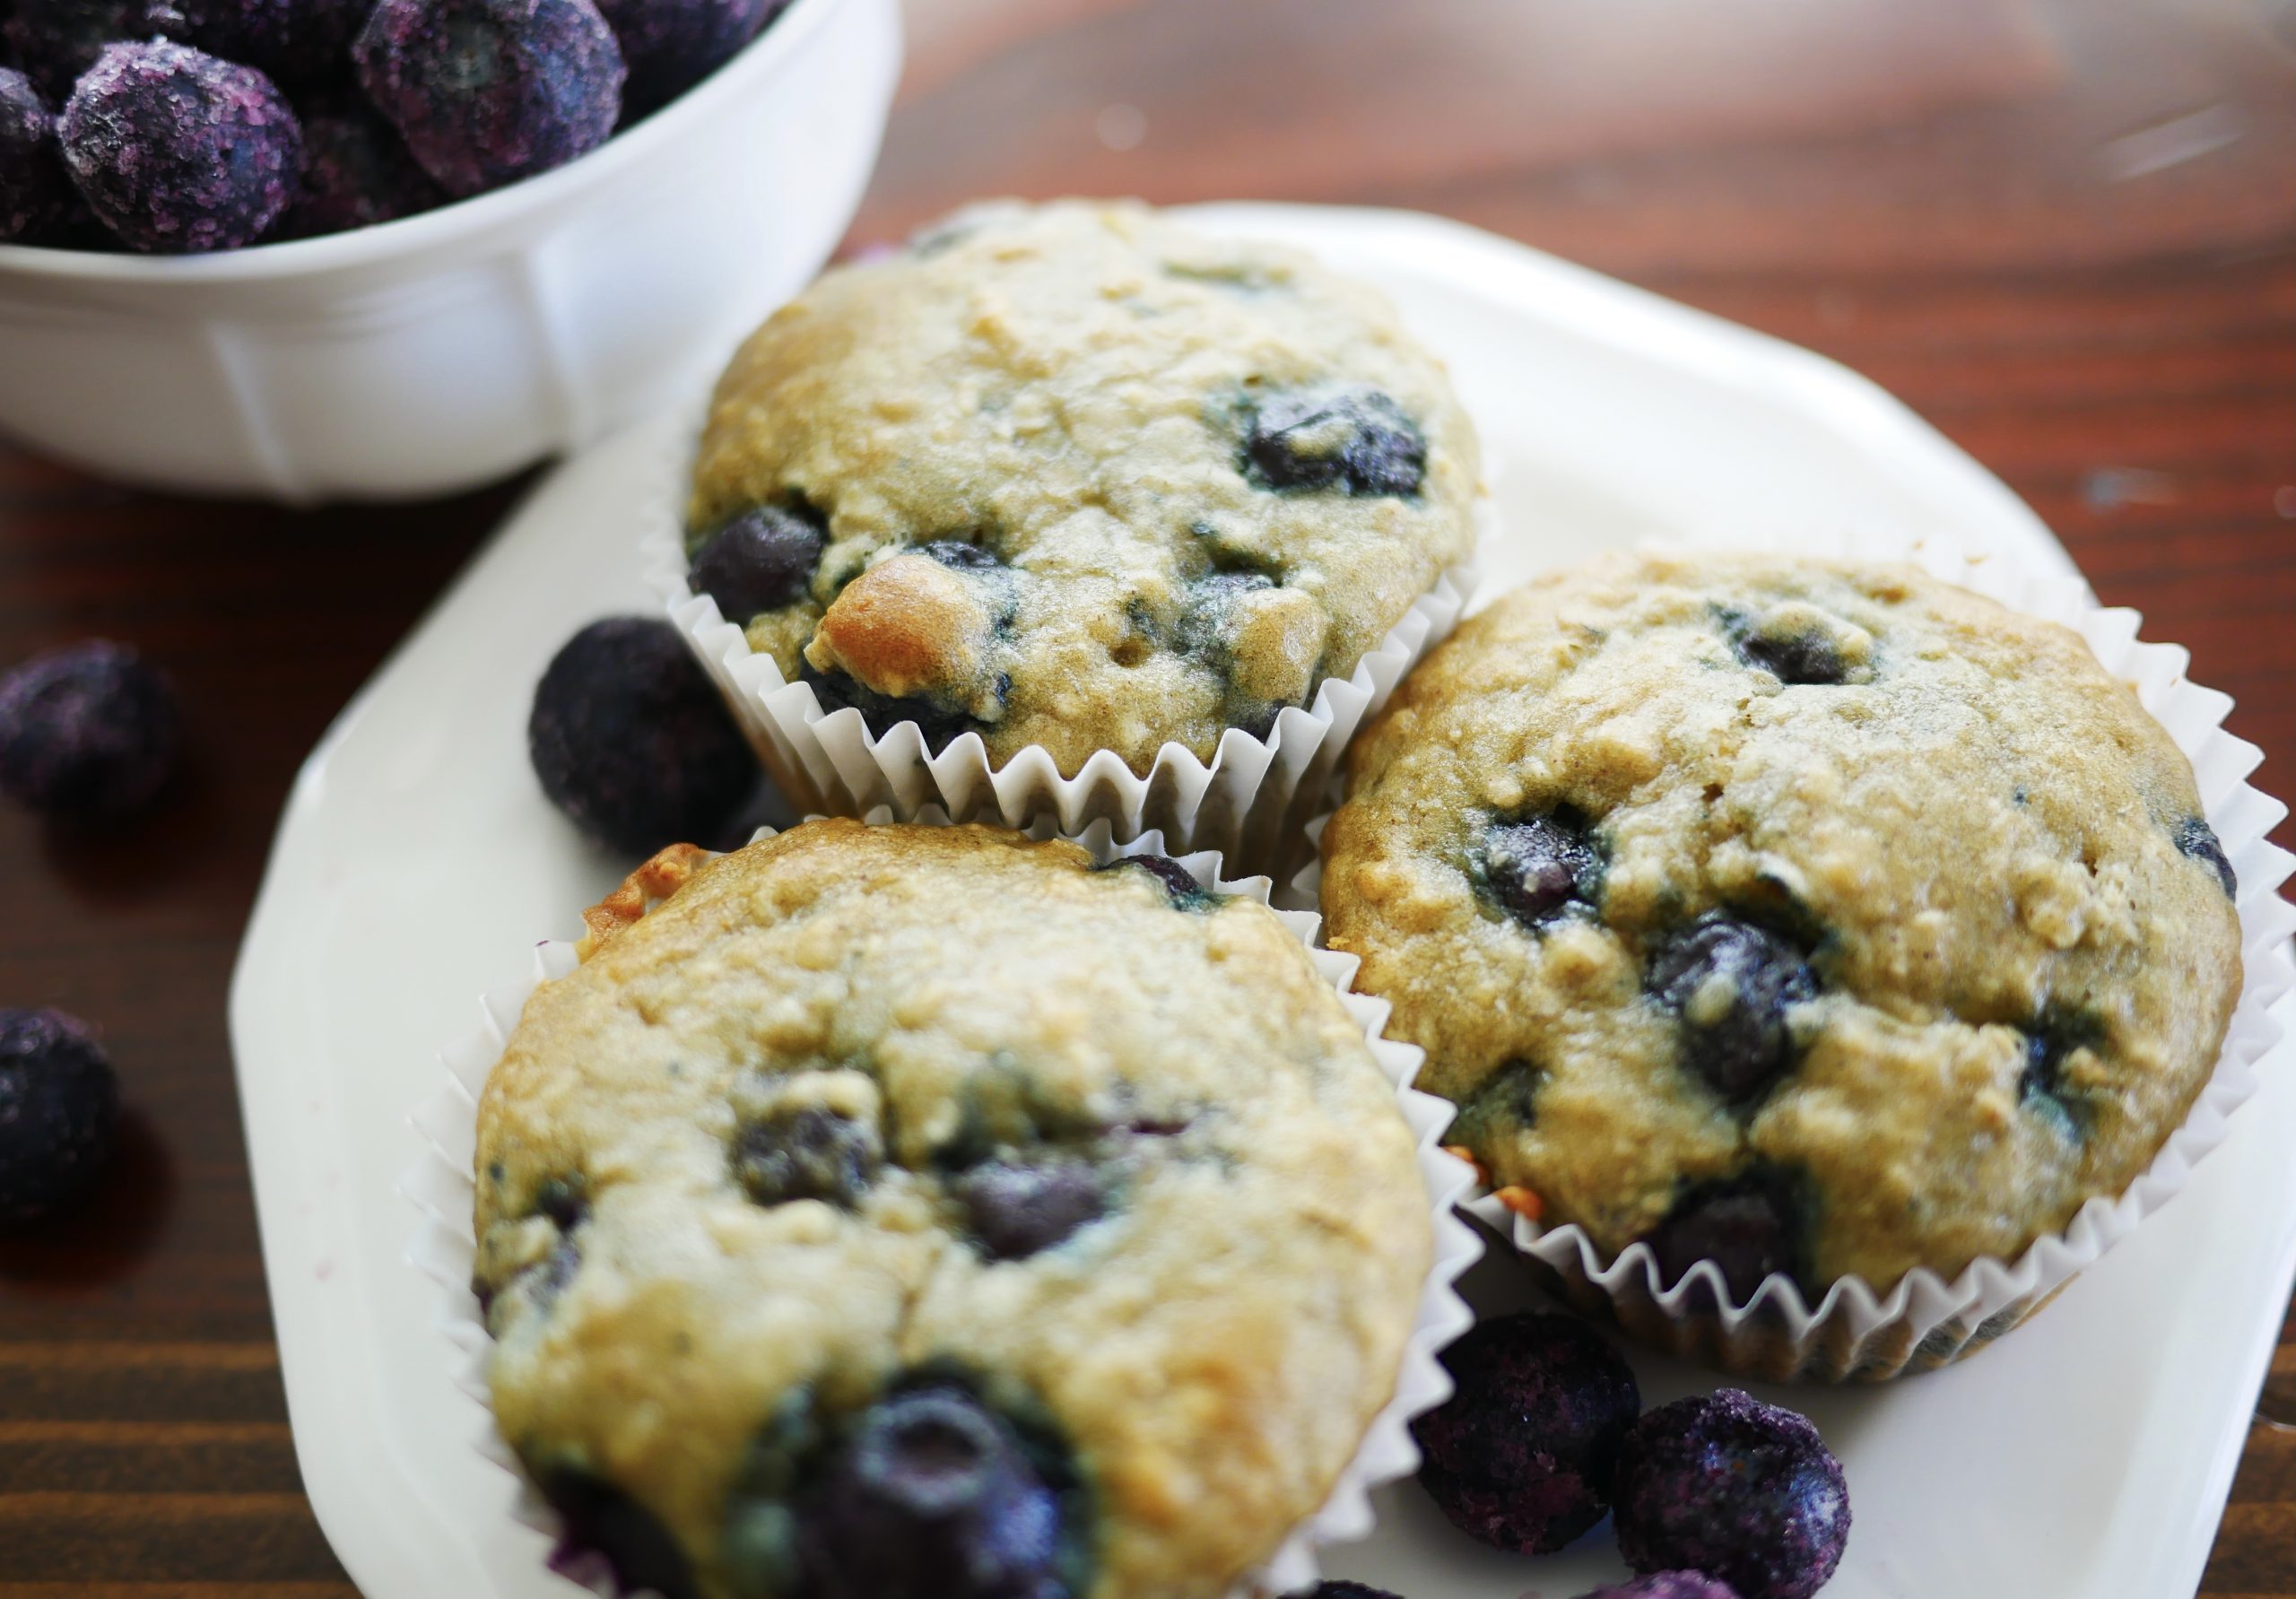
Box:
1, 0, 2291, 1591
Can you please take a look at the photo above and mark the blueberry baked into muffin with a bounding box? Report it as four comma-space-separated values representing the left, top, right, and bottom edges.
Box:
473, 821, 1431, 1599
1321, 552, 2243, 1301
682, 200, 1482, 774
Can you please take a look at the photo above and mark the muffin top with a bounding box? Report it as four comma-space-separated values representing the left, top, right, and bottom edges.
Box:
474, 821, 1431, 1599
683, 200, 1481, 775
1320, 552, 2243, 1299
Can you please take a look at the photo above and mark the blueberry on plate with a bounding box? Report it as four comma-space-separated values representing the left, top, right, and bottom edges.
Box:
59, 40, 301, 253
0, 67, 76, 244
792, 1384, 1070, 1599
0, 639, 181, 816
1411, 1311, 1640, 1554
526, 615, 760, 856
354, 0, 625, 198
0, 1007, 120, 1225
1613, 1389, 1849, 1599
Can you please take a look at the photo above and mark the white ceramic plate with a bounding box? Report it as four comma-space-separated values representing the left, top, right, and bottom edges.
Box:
229, 204, 2296, 1599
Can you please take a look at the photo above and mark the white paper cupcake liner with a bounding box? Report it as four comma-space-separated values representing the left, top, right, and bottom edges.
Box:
642, 423, 1487, 872
1294, 533, 2295, 1383
400, 807, 1483, 1599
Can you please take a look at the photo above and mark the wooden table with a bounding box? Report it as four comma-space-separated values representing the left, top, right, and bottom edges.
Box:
1, 0, 2290, 1591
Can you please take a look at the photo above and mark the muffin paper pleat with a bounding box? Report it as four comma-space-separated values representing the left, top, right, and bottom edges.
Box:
1292, 534, 2296, 1383
641, 423, 1488, 872
399, 807, 1483, 1599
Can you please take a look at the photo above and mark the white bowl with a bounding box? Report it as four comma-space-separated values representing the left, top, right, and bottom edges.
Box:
0, 0, 900, 502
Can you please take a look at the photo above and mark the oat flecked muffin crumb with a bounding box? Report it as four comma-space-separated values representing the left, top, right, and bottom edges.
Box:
474, 821, 1432, 1599
683, 200, 1482, 774
1321, 552, 2242, 1299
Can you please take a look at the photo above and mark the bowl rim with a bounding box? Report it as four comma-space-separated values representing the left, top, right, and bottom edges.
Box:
0, 0, 848, 285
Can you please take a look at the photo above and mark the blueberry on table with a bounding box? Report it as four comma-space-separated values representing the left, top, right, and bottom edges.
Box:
1575, 1575, 1743, 1599
0, 67, 77, 243
354, 0, 626, 198
794, 1385, 1071, 1599
1244, 384, 1425, 497
0, 640, 180, 816
145, 0, 369, 87
1410, 1311, 1641, 1555
1646, 914, 1818, 1105
59, 40, 301, 253
690, 503, 826, 622
4, 0, 151, 103
526, 615, 760, 856
275, 94, 443, 238
1613, 1389, 1849, 1599
594, 0, 784, 117
0, 1007, 120, 1224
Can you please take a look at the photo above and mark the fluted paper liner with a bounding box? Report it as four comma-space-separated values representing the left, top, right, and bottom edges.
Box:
1294, 534, 2295, 1383
641, 425, 1486, 873
401, 809, 1483, 1599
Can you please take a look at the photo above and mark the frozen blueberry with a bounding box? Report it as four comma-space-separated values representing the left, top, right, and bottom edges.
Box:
535, 1466, 700, 1599
1647, 914, 1818, 1104
1244, 384, 1424, 497
1575, 1576, 1741, 1599
354, 0, 625, 199
4, 0, 150, 103
734, 1106, 880, 1210
1734, 631, 1845, 687
59, 39, 301, 253
690, 504, 826, 622
0, 1007, 119, 1224
2175, 814, 2237, 900
0, 67, 77, 242
276, 94, 443, 238
1481, 809, 1601, 927
1642, 1171, 1804, 1303
593, 0, 779, 117
526, 615, 760, 856
1094, 853, 1213, 909
145, 0, 368, 86
792, 1384, 1069, 1599
1411, 1312, 1641, 1555
953, 1158, 1106, 1261
1613, 1389, 1849, 1599
0, 640, 180, 815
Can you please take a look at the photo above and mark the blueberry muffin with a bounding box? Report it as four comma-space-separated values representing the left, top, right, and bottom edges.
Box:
1320, 552, 2243, 1300
474, 821, 1431, 1599
682, 200, 1481, 775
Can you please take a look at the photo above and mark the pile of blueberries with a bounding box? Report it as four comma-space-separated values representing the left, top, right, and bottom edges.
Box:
1315, 1312, 1851, 1599
0, 0, 792, 253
